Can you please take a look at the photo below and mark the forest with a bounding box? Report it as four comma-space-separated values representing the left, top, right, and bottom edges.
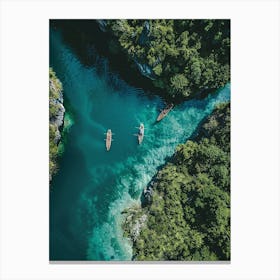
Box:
123, 102, 230, 261
106, 20, 230, 100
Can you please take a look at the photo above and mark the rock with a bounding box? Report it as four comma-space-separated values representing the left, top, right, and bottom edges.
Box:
49, 68, 66, 181
144, 187, 153, 196
143, 187, 153, 204
54, 128, 61, 145
138, 20, 151, 46
54, 103, 65, 128
49, 79, 63, 102
134, 58, 156, 80
49, 98, 65, 129
96, 20, 107, 32
131, 214, 147, 242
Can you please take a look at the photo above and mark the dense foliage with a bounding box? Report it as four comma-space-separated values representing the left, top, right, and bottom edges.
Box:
49, 68, 63, 179
106, 20, 230, 100
123, 103, 230, 261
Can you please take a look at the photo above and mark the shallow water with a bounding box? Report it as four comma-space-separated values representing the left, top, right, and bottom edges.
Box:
49, 29, 230, 261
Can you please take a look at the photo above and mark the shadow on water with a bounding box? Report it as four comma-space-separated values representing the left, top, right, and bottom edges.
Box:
50, 143, 91, 260
50, 20, 162, 98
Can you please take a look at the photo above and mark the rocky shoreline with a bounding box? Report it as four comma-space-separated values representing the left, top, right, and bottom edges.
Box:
49, 68, 65, 181
49, 80, 65, 143
122, 102, 230, 261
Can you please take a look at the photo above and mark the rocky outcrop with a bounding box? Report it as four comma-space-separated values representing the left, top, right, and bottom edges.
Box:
49, 75, 65, 144
95, 19, 157, 80
143, 185, 154, 205
122, 207, 147, 242
49, 68, 65, 181
133, 59, 156, 80
96, 20, 107, 32
131, 214, 147, 242
138, 21, 151, 46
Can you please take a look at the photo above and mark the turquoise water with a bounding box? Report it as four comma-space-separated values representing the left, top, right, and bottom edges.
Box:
49, 29, 230, 261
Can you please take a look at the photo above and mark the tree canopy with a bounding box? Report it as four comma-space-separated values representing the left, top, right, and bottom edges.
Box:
106, 20, 230, 100
123, 102, 231, 261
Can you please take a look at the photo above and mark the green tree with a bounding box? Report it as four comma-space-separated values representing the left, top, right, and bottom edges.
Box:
107, 19, 230, 100
123, 103, 230, 261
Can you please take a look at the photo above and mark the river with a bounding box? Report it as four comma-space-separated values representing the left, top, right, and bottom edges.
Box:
49, 29, 230, 261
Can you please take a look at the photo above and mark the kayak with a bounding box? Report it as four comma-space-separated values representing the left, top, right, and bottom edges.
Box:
157, 103, 174, 122
138, 123, 144, 144
106, 129, 112, 151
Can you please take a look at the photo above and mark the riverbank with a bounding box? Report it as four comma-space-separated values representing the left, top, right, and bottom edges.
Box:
122, 102, 230, 261
49, 68, 65, 181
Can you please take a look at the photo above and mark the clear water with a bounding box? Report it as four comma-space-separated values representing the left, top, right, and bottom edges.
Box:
49, 29, 230, 261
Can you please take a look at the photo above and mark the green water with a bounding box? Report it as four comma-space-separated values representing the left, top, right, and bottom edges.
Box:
49, 29, 230, 261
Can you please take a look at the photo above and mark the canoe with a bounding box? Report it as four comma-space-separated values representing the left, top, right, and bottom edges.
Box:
138, 123, 144, 144
106, 129, 112, 151
157, 103, 174, 122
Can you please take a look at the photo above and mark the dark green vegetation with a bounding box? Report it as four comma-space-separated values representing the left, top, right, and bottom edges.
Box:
123, 103, 230, 260
49, 68, 64, 180
106, 20, 230, 100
